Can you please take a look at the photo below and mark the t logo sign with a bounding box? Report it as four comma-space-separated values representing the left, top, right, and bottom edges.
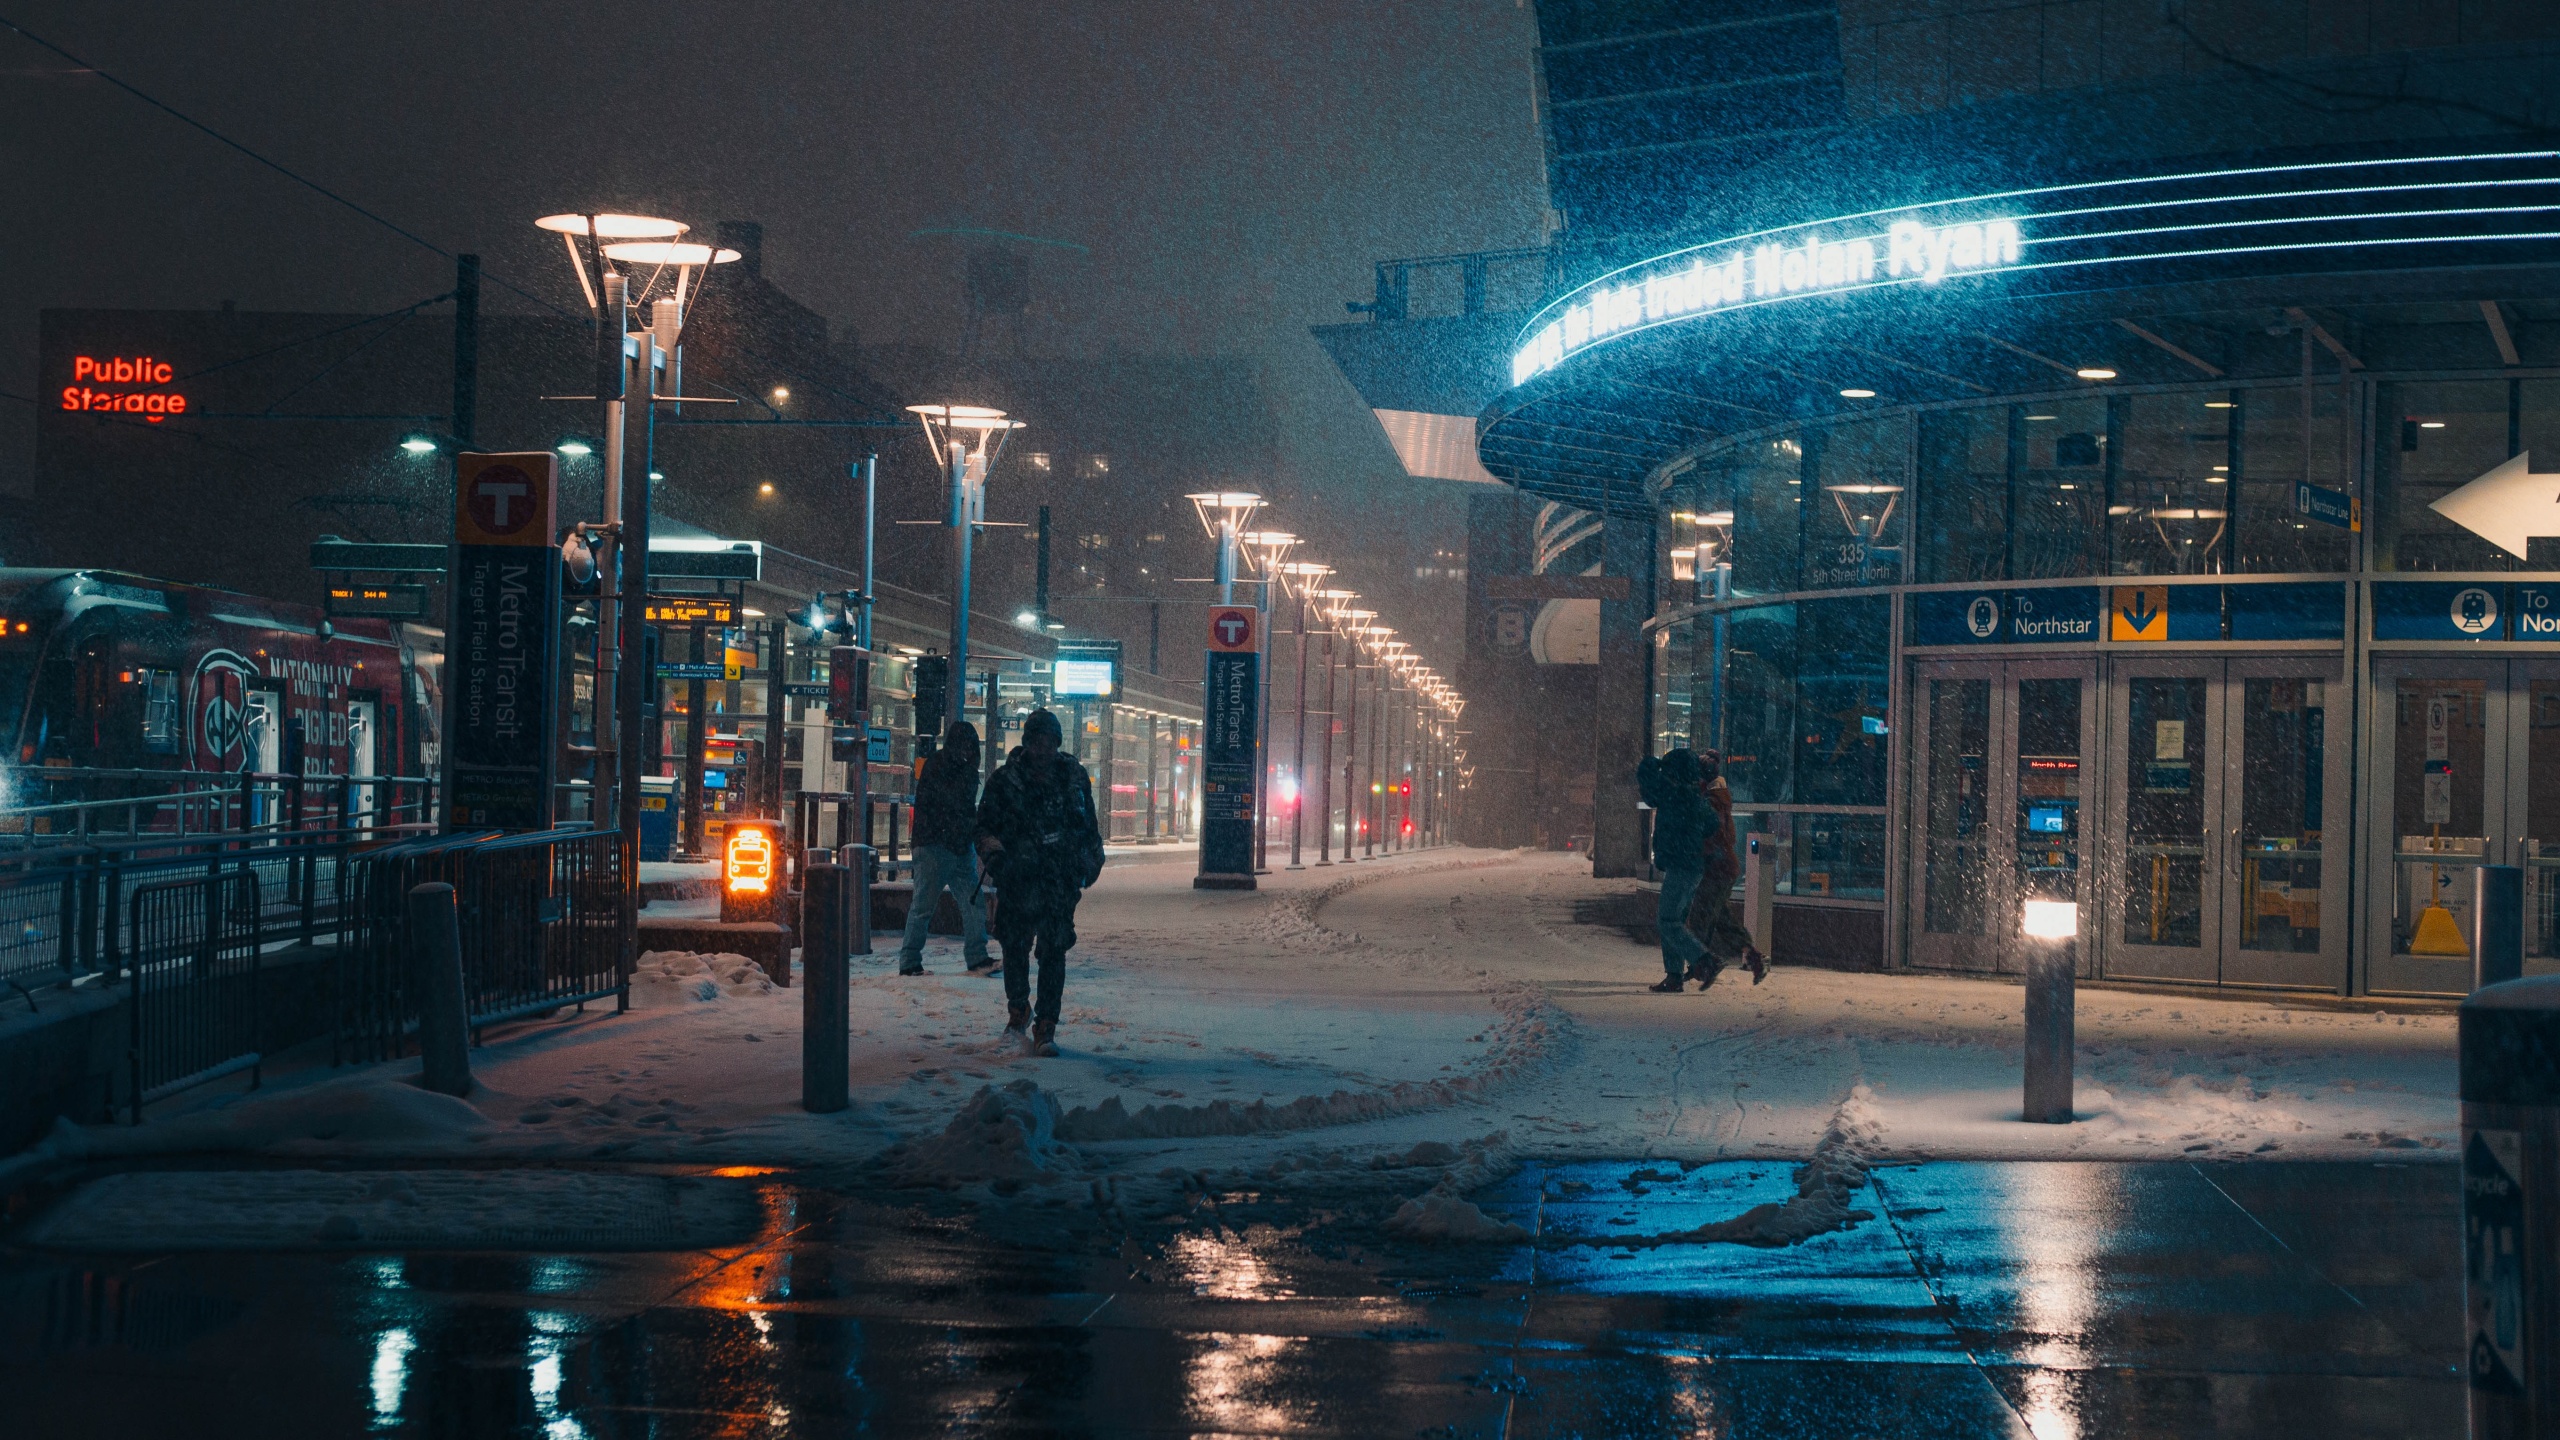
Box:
1208, 606, 1255, 652
453, 452, 558, 548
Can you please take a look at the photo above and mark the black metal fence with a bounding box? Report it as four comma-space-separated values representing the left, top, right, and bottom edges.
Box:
125, 868, 263, 1120
1, 768, 635, 1123
336, 827, 631, 1061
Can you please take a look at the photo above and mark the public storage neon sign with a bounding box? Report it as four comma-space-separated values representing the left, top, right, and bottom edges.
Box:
1509, 150, 2560, 387
60, 355, 188, 422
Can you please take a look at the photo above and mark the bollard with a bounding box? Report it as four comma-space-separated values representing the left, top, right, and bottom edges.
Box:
1743, 833, 1777, 958
801, 863, 852, 1113
2479, 866, 2526, 991
2020, 900, 2078, 1124
406, 883, 472, 1097
2021, 937, 2075, 1123
2459, 976, 2560, 1435
843, 844, 875, 955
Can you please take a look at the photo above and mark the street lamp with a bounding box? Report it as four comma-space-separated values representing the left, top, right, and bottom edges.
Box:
1240, 531, 1297, 873
910, 404, 1023, 758
1275, 561, 1332, 869
1186, 492, 1264, 603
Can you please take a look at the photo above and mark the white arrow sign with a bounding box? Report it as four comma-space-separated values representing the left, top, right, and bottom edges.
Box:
2432, 452, 2560, 559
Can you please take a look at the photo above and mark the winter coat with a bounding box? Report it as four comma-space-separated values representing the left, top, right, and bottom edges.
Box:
974, 750, 1105, 905
1637, 752, 1711, 872
910, 745, 982, 848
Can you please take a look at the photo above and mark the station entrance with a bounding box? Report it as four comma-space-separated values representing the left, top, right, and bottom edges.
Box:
2364, 657, 2560, 994
1907, 653, 2349, 989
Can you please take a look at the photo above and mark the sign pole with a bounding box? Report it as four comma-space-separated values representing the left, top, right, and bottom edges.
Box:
1196, 604, 1260, 890
444, 452, 562, 832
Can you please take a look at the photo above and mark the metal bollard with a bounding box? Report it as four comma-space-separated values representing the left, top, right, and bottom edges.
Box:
406, 883, 472, 1097
2460, 976, 2560, 1434
801, 863, 853, 1113
2479, 866, 2526, 990
1743, 832, 1778, 958
2021, 934, 2075, 1123
843, 844, 875, 954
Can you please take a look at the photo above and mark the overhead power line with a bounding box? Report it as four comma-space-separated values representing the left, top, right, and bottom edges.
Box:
0, 13, 573, 318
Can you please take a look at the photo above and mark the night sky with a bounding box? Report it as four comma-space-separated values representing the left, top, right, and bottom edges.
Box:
4, 0, 1551, 659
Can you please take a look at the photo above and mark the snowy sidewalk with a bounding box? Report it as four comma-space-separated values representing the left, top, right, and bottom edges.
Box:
6, 848, 2457, 1203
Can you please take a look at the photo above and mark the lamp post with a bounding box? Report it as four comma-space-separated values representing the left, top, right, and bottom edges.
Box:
1187, 492, 1264, 605
1336, 611, 1375, 859
911, 404, 1023, 777
1275, 562, 1331, 869
534, 212, 736, 924
1309, 589, 1355, 865
1240, 530, 1296, 873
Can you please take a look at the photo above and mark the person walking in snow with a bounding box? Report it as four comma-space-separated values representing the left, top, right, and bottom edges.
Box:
975, 707, 1105, 1055
897, 720, 993, 976
1636, 748, 1713, 991
1684, 750, 1767, 985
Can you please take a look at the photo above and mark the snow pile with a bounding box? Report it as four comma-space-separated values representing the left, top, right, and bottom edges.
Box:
1249, 853, 1520, 952
1379, 1132, 1527, 1244
634, 950, 777, 1002
1580, 1085, 1884, 1250
878, 1080, 1082, 1190
1383, 1189, 1530, 1243
28, 1074, 492, 1172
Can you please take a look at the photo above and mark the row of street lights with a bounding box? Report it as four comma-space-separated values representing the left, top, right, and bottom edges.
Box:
1181, 490, 1465, 869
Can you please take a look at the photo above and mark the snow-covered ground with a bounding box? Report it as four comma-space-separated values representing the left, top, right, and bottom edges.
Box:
10, 849, 2458, 1236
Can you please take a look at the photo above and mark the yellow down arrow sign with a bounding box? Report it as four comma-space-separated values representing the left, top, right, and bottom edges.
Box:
2430, 451, 2560, 559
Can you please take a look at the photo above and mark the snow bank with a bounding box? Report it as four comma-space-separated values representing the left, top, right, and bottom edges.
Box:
1383, 1190, 1530, 1243
34, 1073, 492, 1170
878, 1080, 1082, 1190
1576, 1085, 1884, 1249
1250, 852, 1522, 952
634, 950, 777, 1003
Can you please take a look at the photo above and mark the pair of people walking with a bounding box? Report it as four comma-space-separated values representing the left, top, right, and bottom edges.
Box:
896, 709, 1106, 1056
1635, 746, 1766, 992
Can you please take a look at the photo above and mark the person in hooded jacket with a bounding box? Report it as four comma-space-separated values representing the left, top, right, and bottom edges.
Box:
896, 720, 991, 975
975, 708, 1105, 1055
1683, 749, 1767, 985
1636, 748, 1712, 992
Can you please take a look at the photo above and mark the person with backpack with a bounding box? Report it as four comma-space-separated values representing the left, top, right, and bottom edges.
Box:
1636, 748, 1712, 992
896, 720, 993, 976
974, 708, 1106, 1055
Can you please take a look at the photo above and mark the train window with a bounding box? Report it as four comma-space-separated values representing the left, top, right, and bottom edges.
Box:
139, 669, 180, 754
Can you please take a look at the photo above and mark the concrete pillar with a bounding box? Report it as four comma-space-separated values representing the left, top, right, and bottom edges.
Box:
1589, 511, 1654, 878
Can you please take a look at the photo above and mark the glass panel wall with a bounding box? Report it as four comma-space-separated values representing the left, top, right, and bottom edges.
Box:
1916, 408, 2007, 584
2113, 393, 2232, 576
2375, 379, 2560, 571
2233, 383, 2357, 574
1803, 415, 1910, 589
2014, 398, 2110, 578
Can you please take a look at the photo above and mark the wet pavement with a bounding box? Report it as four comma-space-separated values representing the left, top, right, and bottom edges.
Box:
0, 1158, 2460, 1438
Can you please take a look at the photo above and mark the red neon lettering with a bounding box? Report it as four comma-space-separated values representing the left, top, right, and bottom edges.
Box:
58, 357, 186, 423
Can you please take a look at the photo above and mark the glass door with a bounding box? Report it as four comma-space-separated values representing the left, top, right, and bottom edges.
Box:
2365, 659, 2510, 994
1907, 659, 2094, 973
2104, 660, 2221, 982
2510, 662, 2560, 971
2220, 662, 2348, 988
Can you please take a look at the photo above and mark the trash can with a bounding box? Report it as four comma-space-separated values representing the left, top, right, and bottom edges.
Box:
2458, 975, 2560, 1436
638, 777, 677, 862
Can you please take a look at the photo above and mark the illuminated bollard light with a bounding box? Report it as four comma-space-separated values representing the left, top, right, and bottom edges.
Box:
2020, 899, 2076, 1124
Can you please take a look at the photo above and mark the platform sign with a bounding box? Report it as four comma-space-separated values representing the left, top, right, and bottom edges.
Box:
643, 597, 736, 625
2110, 585, 2221, 642
1912, 588, 2100, 646
443, 452, 560, 831
2374, 583, 2507, 641
1197, 606, 1260, 888
327, 583, 428, 619
2295, 482, 2361, 531
2513, 585, 2560, 640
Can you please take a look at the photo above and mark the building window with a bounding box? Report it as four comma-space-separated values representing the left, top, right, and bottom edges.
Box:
1916, 407, 2008, 584
1803, 415, 1909, 589
1718, 595, 1889, 808
2375, 379, 2560, 572
2016, 397, 2110, 579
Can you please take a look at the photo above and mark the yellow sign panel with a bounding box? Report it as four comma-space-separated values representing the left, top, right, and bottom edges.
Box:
2111, 585, 2169, 642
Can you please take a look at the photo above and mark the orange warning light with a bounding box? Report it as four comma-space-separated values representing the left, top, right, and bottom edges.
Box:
725, 823, 776, 895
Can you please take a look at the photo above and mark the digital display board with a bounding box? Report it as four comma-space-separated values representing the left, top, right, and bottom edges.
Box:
1053, 659, 1115, 697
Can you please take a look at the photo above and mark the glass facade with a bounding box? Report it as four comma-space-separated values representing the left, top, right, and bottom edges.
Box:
1641, 368, 2560, 993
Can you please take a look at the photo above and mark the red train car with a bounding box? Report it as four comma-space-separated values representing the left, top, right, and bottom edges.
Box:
0, 569, 439, 802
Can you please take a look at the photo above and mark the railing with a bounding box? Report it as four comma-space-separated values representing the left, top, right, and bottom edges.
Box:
335, 826, 630, 1062
1, 765, 441, 853
125, 867, 263, 1120
1346, 246, 1559, 323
